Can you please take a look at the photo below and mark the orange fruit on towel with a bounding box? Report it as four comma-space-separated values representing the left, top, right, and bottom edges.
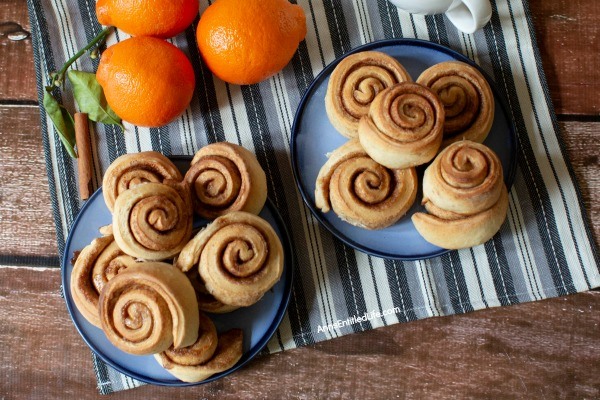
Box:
96, 0, 199, 38
96, 36, 196, 127
196, 0, 306, 85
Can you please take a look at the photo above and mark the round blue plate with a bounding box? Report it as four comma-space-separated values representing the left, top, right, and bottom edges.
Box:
61, 158, 294, 386
291, 38, 517, 260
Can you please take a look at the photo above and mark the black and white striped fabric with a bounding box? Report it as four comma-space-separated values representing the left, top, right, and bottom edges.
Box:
28, 0, 599, 394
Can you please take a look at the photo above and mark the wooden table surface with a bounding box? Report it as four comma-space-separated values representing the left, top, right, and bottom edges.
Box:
1, 1, 599, 398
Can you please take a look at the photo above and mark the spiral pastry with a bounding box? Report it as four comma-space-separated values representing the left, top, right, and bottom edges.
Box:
175, 211, 284, 307
325, 51, 412, 138
315, 139, 418, 230
358, 82, 445, 169
417, 61, 495, 148
412, 140, 509, 249
184, 142, 267, 219
154, 311, 243, 382
112, 180, 193, 260
185, 268, 239, 314
99, 262, 199, 355
103, 151, 182, 212
70, 227, 137, 327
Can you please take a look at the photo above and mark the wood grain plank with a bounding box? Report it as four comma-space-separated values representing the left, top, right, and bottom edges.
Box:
1, 0, 600, 115
0, 0, 37, 101
0, 106, 58, 262
529, 0, 600, 115
558, 121, 600, 246
1, 267, 598, 399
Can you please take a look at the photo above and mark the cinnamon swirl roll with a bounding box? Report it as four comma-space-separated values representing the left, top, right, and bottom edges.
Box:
176, 212, 284, 307
103, 151, 182, 212
112, 180, 193, 260
99, 262, 199, 355
185, 142, 267, 219
325, 51, 411, 138
315, 139, 418, 230
358, 82, 445, 169
417, 61, 494, 148
155, 311, 243, 382
412, 140, 509, 249
70, 227, 137, 327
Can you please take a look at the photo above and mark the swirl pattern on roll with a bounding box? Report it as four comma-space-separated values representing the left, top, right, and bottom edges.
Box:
70, 227, 137, 327
417, 61, 494, 147
185, 142, 267, 219
358, 82, 445, 169
325, 51, 412, 138
112, 180, 193, 260
175, 212, 284, 307
315, 139, 418, 230
154, 311, 243, 382
103, 151, 182, 212
99, 262, 199, 355
412, 140, 509, 250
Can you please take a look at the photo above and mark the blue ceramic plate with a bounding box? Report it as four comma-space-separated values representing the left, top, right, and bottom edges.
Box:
291, 39, 517, 260
61, 157, 294, 386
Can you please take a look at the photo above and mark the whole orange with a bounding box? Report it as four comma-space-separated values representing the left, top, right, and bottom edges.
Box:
197, 0, 306, 85
96, 37, 195, 128
96, 0, 199, 39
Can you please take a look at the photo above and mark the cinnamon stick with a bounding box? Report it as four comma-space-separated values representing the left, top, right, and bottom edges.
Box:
74, 113, 93, 200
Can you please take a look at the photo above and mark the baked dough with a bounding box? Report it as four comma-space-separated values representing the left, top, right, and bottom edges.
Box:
103, 151, 182, 212
98, 262, 200, 355
412, 140, 508, 249
154, 311, 243, 382
70, 226, 136, 327
185, 142, 267, 219
112, 180, 193, 260
358, 82, 444, 169
325, 51, 411, 138
315, 139, 418, 229
176, 211, 284, 307
417, 61, 494, 148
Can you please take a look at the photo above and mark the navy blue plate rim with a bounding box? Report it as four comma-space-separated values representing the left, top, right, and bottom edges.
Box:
290, 38, 518, 261
61, 182, 295, 387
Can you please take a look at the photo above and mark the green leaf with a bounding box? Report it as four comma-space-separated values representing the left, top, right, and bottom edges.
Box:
43, 91, 77, 158
67, 70, 123, 130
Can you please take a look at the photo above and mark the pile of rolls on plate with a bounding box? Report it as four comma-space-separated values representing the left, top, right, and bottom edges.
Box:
316, 50, 509, 250
70, 143, 284, 382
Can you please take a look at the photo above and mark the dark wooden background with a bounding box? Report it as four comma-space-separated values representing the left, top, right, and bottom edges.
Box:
1, 0, 599, 398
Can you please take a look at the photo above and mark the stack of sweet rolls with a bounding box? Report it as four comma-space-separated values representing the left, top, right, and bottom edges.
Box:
319, 51, 508, 250
70, 143, 284, 382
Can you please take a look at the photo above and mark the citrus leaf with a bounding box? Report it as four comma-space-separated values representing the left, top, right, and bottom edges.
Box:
67, 70, 123, 129
43, 91, 77, 158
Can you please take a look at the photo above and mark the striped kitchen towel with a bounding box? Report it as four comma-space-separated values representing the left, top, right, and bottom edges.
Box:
27, 0, 599, 394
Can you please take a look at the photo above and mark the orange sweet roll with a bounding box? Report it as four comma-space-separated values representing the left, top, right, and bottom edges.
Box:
315, 139, 418, 230
416, 61, 495, 148
184, 142, 267, 219
102, 151, 183, 212
70, 226, 137, 328
358, 82, 445, 169
325, 51, 412, 138
175, 212, 284, 308
112, 180, 193, 261
412, 140, 509, 250
154, 311, 243, 382
98, 262, 200, 355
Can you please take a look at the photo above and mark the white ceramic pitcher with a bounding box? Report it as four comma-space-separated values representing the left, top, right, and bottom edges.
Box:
388, 0, 492, 34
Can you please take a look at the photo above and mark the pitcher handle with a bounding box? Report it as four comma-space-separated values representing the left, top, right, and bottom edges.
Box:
446, 0, 492, 34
